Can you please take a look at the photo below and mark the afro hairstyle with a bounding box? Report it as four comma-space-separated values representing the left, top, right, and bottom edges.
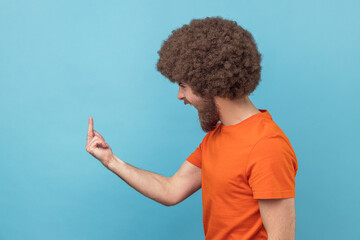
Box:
156, 16, 262, 100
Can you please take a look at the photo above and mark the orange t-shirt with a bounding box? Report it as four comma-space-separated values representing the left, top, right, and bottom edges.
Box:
186, 109, 298, 240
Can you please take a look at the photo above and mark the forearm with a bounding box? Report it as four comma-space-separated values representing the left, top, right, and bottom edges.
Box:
106, 154, 174, 206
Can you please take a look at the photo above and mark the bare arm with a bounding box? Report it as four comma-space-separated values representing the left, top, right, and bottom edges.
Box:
86, 117, 201, 206
106, 155, 173, 206
107, 156, 201, 206
168, 160, 201, 205
258, 198, 296, 240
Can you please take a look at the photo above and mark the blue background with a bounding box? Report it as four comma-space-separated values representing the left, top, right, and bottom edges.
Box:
1, 0, 359, 239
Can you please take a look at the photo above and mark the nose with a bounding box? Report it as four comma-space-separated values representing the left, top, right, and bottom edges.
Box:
177, 86, 185, 101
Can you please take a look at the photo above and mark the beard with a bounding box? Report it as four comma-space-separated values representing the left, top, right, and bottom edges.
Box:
196, 97, 221, 133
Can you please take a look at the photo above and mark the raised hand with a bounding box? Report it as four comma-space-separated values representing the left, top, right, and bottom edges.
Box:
86, 117, 113, 167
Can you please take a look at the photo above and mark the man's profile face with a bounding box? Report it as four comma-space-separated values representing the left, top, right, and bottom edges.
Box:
177, 82, 220, 133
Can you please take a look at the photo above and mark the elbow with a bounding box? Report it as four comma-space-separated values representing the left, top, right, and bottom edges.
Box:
161, 188, 181, 207
162, 196, 181, 207
163, 202, 174, 207
162, 199, 179, 207
162, 201, 176, 207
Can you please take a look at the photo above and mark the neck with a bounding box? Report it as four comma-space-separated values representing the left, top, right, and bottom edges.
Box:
214, 96, 260, 126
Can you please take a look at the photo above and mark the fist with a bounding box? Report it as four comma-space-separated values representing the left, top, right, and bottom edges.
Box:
86, 117, 113, 167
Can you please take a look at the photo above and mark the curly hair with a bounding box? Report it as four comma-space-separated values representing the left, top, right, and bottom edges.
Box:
156, 16, 262, 100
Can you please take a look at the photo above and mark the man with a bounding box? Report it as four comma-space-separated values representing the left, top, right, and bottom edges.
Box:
86, 17, 298, 240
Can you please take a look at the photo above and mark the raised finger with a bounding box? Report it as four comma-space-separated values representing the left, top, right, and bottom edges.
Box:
87, 117, 94, 141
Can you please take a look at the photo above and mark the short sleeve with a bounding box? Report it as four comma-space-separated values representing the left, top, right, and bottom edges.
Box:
186, 142, 202, 168
246, 136, 298, 199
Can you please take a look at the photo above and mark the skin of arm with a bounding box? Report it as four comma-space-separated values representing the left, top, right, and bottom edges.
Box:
86, 116, 202, 207
107, 155, 201, 206
258, 198, 296, 240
